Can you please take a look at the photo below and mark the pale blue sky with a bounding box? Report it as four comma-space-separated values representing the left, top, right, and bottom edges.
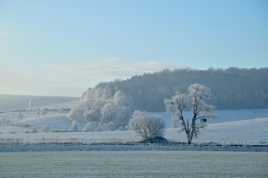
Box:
0, 0, 267, 96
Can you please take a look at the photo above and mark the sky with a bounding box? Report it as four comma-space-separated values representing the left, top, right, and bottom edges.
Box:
0, 0, 268, 96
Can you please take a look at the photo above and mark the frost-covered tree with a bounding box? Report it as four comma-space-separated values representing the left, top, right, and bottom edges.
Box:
90, 68, 268, 111
68, 86, 132, 131
165, 83, 215, 144
129, 111, 164, 140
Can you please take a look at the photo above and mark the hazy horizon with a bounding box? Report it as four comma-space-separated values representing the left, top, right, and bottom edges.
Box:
1, 66, 268, 98
1, 0, 267, 96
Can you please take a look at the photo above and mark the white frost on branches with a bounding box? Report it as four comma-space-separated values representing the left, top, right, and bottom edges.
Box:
69, 85, 132, 131
129, 111, 164, 139
165, 83, 215, 144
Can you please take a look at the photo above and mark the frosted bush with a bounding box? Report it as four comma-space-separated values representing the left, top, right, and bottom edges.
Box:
69, 86, 132, 131
129, 111, 164, 139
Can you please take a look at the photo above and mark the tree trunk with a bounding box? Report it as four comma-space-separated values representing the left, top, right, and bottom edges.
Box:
187, 138, 192, 145
186, 132, 192, 144
187, 139, 192, 144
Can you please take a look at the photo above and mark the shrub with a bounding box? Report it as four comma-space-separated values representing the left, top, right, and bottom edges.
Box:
129, 111, 164, 140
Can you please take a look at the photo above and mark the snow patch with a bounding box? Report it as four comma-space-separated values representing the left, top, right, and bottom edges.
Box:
0, 117, 267, 145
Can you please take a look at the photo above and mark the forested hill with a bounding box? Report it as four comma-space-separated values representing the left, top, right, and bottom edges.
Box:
96, 68, 268, 111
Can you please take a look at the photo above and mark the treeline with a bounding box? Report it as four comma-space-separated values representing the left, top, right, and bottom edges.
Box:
95, 67, 268, 111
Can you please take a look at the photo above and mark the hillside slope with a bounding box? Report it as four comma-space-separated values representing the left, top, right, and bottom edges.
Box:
91, 68, 268, 111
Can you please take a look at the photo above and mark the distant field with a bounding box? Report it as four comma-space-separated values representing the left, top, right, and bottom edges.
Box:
1, 117, 267, 145
0, 94, 78, 112
1, 109, 268, 145
0, 151, 267, 178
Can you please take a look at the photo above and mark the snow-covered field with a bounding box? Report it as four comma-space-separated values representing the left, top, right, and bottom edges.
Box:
153, 108, 268, 127
1, 151, 267, 178
0, 108, 268, 145
0, 117, 267, 145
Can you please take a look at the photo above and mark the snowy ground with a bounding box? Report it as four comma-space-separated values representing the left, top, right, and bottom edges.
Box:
1, 108, 268, 145
1, 151, 267, 178
167, 117, 268, 145
0, 117, 267, 145
153, 108, 268, 127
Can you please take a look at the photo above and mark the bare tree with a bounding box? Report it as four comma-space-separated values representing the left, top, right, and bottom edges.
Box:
129, 111, 164, 140
165, 83, 215, 144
